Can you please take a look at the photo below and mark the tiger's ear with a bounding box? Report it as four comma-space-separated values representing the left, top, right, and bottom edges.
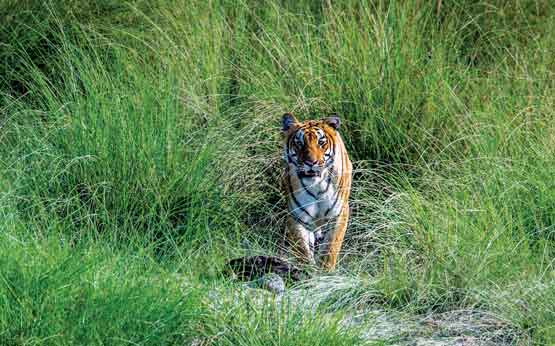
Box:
282, 113, 297, 131
323, 116, 340, 130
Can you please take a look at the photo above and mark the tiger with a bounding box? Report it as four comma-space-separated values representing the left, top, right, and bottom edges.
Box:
281, 112, 352, 271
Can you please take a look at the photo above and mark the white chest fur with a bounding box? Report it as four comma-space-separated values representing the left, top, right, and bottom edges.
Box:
287, 172, 343, 229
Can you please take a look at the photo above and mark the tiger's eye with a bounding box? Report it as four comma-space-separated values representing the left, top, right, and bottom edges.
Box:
318, 138, 327, 146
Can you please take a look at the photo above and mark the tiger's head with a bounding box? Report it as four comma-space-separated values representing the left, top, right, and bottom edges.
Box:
281, 113, 341, 178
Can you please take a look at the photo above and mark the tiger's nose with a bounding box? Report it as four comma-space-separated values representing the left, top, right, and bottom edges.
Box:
304, 159, 318, 166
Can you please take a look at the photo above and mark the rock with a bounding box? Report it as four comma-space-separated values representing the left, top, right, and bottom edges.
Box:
250, 273, 286, 294
225, 255, 309, 282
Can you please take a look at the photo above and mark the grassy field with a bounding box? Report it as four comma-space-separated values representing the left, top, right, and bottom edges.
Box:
1, 0, 555, 344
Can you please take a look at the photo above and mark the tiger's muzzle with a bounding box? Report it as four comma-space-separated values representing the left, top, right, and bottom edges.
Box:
298, 160, 323, 178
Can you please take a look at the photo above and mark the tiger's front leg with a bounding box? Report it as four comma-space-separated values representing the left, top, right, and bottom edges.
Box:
286, 217, 316, 265
315, 205, 350, 271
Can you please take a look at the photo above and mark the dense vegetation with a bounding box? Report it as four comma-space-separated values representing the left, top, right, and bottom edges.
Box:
1, 0, 554, 344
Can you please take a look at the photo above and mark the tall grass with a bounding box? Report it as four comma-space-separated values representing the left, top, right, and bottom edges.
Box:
1, 0, 555, 344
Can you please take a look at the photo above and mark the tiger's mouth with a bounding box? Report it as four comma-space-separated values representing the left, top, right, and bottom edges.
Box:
298, 169, 321, 178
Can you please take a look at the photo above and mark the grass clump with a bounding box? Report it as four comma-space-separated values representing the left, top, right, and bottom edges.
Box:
0, 219, 204, 345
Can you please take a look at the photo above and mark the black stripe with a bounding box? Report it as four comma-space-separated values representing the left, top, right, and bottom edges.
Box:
313, 232, 320, 252
320, 176, 332, 196
290, 212, 311, 228
299, 177, 318, 200
286, 134, 303, 167
324, 143, 335, 169
325, 188, 341, 216
286, 139, 294, 164
325, 145, 343, 216
288, 175, 314, 219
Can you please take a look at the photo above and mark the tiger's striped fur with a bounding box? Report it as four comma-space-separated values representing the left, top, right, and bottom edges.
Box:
281, 113, 352, 271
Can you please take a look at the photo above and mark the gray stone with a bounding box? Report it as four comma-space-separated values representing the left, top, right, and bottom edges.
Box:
249, 273, 286, 294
